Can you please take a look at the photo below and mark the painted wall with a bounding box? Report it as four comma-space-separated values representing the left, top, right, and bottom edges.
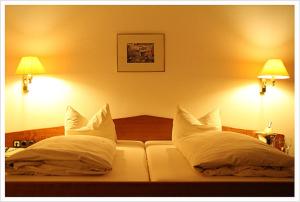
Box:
5, 6, 295, 154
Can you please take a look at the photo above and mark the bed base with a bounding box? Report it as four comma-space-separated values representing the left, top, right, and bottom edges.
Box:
6, 181, 293, 197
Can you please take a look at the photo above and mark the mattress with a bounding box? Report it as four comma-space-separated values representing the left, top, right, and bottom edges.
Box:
6, 140, 149, 182
145, 141, 294, 182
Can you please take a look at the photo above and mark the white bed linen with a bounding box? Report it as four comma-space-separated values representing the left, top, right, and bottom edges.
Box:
145, 141, 293, 182
6, 140, 149, 182
176, 131, 293, 177
6, 135, 116, 175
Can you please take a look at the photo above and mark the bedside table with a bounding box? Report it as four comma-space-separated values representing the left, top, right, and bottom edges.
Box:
265, 134, 285, 152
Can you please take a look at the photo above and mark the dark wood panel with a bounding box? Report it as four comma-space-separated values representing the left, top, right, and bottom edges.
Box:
113, 115, 173, 141
5, 181, 294, 197
5, 126, 64, 147
222, 126, 258, 138
5, 115, 259, 147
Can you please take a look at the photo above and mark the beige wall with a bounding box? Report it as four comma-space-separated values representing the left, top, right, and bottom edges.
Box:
5, 6, 295, 154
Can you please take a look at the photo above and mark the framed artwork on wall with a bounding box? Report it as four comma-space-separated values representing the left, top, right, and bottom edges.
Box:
117, 33, 165, 72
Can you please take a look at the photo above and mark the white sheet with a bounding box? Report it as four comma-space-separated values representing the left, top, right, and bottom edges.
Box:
176, 131, 294, 177
6, 135, 116, 175
6, 140, 149, 182
145, 141, 294, 182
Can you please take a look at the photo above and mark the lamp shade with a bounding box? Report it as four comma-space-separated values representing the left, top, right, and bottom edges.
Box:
16, 56, 46, 75
258, 59, 289, 79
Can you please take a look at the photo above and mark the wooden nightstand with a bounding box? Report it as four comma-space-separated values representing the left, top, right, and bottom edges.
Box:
265, 134, 285, 152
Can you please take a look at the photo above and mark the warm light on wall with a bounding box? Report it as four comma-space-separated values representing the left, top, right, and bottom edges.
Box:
16, 56, 46, 93
225, 82, 291, 129
6, 75, 72, 131
257, 59, 289, 95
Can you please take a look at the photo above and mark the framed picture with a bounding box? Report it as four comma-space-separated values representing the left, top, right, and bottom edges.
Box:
117, 33, 165, 72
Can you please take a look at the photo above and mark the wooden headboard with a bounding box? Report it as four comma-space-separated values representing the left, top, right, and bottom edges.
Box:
5, 115, 257, 147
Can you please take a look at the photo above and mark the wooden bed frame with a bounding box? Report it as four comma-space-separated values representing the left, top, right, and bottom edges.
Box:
5, 115, 294, 197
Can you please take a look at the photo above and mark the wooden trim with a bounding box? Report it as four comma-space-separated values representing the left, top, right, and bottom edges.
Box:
222, 126, 258, 138
5, 115, 259, 147
113, 115, 173, 141
5, 181, 294, 197
5, 126, 64, 147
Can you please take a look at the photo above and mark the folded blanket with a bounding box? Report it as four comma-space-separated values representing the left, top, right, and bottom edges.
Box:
175, 131, 294, 177
6, 135, 116, 175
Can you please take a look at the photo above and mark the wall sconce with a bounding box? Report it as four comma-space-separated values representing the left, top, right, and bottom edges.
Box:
16, 56, 46, 93
257, 59, 289, 95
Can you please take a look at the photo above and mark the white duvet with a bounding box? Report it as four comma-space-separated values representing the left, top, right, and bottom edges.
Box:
6, 135, 116, 176
175, 131, 294, 177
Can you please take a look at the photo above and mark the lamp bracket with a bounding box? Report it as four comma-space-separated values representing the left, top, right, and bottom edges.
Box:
22, 74, 32, 93
259, 78, 276, 95
260, 79, 267, 95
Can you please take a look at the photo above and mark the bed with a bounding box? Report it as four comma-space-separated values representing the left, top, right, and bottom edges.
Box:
6, 140, 149, 182
5, 115, 294, 196
145, 140, 293, 182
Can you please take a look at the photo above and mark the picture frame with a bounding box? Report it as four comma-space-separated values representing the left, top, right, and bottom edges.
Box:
117, 33, 165, 72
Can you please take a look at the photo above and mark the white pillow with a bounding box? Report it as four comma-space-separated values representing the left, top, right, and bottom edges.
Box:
65, 106, 88, 130
64, 104, 117, 141
172, 106, 222, 143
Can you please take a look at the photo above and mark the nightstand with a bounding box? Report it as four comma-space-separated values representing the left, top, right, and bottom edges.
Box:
265, 134, 285, 152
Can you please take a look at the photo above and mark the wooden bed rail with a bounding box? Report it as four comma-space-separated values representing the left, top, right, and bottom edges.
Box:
6, 181, 294, 197
5, 115, 257, 147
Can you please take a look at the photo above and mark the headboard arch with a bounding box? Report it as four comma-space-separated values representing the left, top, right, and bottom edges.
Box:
5, 115, 257, 147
